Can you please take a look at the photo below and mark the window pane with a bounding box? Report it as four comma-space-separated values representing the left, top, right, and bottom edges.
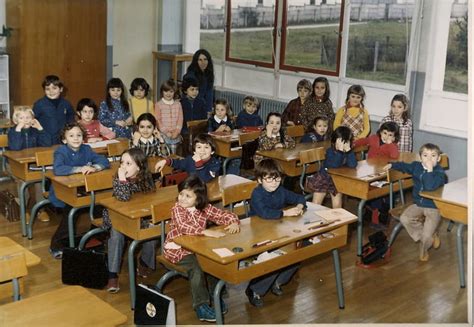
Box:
443, 1, 467, 94
200, 1, 226, 61
282, 0, 343, 73
228, 0, 276, 64
346, 1, 413, 84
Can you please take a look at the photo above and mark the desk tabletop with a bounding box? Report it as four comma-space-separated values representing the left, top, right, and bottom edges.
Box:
257, 141, 329, 162
209, 128, 261, 144
0, 286, 127, 327
421, 177, 467, 208
175, 206, 357, 265
0, 237, 41, 267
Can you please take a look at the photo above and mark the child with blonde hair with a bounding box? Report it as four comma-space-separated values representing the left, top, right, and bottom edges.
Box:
208, 98, 233, 132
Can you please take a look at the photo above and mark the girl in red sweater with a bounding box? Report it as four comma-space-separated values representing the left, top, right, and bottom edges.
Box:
354, 121, 400, 159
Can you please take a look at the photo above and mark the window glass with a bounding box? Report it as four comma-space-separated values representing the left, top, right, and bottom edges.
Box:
346, 0, 414, 84
227, 0, 277, 65
443, 1, 467, 94
281, 0, 343, 74
200, 1, 226, 61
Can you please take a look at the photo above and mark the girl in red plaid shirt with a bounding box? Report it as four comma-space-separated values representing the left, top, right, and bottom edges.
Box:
163, 175, 240, 322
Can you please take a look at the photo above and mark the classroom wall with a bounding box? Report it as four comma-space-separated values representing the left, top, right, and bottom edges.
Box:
0, 0, 5, 50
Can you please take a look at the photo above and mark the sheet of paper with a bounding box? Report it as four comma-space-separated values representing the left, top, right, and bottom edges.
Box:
86, 139, 120, 148
212, 248, 234, 258
316, 208, 357, 222
301, 202, 326, 224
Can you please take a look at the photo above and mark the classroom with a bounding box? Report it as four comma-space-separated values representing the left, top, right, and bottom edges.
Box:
0, 0, 472, 325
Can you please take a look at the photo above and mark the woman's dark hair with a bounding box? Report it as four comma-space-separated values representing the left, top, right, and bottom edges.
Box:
377, 121, 400, 143
312, 77, 330, 101
60, 121, 87, 142
76, 98, 98, 119
265, 112, 286, 144
118, 148, 155, 193
187, 49, 214, 86
255, 158, 284, 181
178, 174, 208, 211
331, 126, 353, 149
192, 133, 216, 153
129, 78, 150, 97
390, 93, 410, 124
106, 77, 129, 112
136, 113, 157, 128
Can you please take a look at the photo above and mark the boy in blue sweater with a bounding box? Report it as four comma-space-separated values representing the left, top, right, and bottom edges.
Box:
384, 143, 446, 261
236, 95, 263, 129
8, 106, 51, 150
247, 159, 306, 307
49, 122, 110, 259
155, 133, 221, 183
33, 75, 75, 144
181, 77, 208, 134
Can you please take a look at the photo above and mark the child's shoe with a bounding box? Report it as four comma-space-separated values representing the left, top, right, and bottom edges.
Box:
49, 248, 63, 259
106, 278, 120, 293
271, 282, 283, 296
136, 262, 153, 279
38, 209, 51, 222
195, 303, 216, 322
245, 287, 264, 307
419, 245, 429, 261
432, 233, 441, 249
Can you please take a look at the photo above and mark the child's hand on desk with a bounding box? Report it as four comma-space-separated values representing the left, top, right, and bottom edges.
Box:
80, 166, 97, 175
154, 160, 166, 173
224, 222, 240, 234
283, 204, 304, 217
203, 229, 226, 238
383, 163, 392, 171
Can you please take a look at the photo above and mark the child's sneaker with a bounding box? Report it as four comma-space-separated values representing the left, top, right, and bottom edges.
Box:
136, 262, 153, 279
432, 233, 441, 249
38, 209, 51, 222
106, 278, 120, 293
195, 303, 216, 322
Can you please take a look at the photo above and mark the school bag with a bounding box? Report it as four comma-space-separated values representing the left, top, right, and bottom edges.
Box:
360, 231, 389, 265
0, 190, 20, 222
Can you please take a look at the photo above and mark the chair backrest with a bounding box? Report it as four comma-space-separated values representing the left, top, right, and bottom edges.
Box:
0, 134, 8, 148
150, 187, 179, 250
440, 153, 449, 169
221, 180, 258, 216
35, 150, 55, 193
286, 125, 305, 139
187, 119, 208, 151
298, 147, 326, 195
84, 169, 115, 221
0, 252, 27, 283
107, 139, 129, 161
238, 131, 260, 146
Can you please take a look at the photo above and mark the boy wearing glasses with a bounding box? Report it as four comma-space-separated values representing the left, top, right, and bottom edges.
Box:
246, 158, 306, 307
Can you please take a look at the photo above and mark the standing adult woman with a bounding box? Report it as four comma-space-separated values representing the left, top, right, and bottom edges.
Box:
184, 49, 215, 113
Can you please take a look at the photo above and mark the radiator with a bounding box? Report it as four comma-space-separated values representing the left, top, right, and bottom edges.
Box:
215, 89, 287, 122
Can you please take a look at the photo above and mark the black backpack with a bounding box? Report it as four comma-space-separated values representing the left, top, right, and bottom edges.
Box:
361, 231, 389, 265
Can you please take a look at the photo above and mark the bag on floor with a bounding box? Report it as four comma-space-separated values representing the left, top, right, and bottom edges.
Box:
0, 190, 20, 222
134, 284, 176, 326
162, 170, 188, 187
361, 231, 389, 265
240, 139, 259, 170
61, 247, 108, 289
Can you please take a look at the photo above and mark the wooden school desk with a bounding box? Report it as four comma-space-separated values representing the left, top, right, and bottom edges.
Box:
420, 177, 467, 288
3, 144, 111, 237
0, 236, 41, 300
209, 129, 259, 175
0, 285, 127, 327
327, 152, 418, 256
174, 207, 357, 324
100, 174, 253, 309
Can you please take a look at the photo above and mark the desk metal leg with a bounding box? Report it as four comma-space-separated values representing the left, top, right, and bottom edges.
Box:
68, 206, 87, 247
18, 180, 35, 237
128, 240, 140, 310
12, 277, 20, 301
27, 198, 50, 239
456, 223, 465, 288
357, 199, 366, 256
222, 158, 230, 176
213, 279, 226, 325
332, 249, 345, 309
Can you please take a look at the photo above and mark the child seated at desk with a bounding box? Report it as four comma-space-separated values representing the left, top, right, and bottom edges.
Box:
207, 99, 234, 133
383, 143, 446, 261
163, 175, 240, 322
104, 148, 158, 293
131, 113, 169, 157
300, 115, 331, 143
247, 158, 306, 307
76, 98, 115, 143
154, 133, 220, 183
235, 95, 263, 129
49, 122, 110, 259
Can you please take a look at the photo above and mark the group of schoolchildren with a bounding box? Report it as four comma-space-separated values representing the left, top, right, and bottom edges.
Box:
6, 72, 446, 323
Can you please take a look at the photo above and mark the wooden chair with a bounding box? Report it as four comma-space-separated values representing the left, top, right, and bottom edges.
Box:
221, 180, 258, 217
187, 119, 208, 153
77, 169, 115, 250
353, 144, 368, 161
107, 139, 130, 161
286, 125, 305, 142
27, 150, 54, 240
387, 153, 450, 247
0, 252, 28, 301
239, 130, 260, 146
151, 194, 190, 292
298, 147, 326, 200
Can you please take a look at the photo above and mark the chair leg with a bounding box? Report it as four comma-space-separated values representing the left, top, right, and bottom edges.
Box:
78, 228, 107, 250
156, 270, 182, 292
27, 199, 51, 240
388, 221, 404, 247
447, 220, 454, 232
